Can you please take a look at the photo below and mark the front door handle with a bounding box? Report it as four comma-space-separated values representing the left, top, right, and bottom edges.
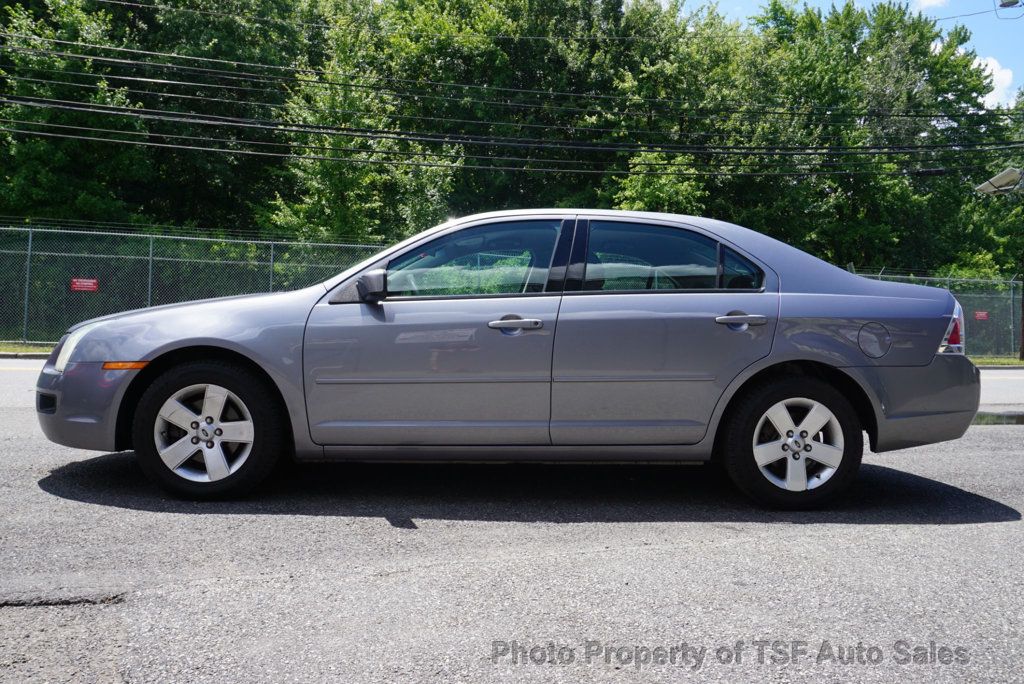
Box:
488, 318, 543, 330
715, 314, 767, 326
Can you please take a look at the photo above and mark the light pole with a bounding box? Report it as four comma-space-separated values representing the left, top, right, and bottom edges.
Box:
975, 167, 1024, 359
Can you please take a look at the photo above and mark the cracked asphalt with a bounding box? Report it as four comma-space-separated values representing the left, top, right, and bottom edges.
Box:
1, 360, 1023, 682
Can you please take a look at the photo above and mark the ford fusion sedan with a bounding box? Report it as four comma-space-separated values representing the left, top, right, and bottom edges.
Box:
36, 210, 980, 507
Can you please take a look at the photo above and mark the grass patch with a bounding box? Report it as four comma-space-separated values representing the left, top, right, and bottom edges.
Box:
973, 412, 1024, 425
971, 356, 1024, 367
0, 342, 54, 354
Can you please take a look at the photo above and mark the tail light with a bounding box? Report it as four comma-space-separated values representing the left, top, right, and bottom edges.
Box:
938, 299, 965, 355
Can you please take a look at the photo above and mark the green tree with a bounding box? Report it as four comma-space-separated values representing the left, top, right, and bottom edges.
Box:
1, 0, 1018, 290
0, 0, 152, 221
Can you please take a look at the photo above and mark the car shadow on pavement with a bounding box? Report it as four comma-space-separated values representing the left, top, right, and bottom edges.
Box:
37, 452, 1021, 527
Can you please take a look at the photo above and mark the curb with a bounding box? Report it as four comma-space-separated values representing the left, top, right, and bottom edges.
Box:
0, 352, 50, 359
977, 365, 1024, 370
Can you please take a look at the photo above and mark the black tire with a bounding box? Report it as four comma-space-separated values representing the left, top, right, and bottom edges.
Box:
720, 376, 862, 509
132, 360, 286, 499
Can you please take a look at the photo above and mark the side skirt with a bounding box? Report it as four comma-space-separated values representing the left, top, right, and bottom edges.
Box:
300, 444, 713, 463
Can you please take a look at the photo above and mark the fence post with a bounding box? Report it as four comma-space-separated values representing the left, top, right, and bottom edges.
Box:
269, 242, 275, 292
1007, 278, 1015, 358
21, 228, 32, 342
147, 235, 154, 307
1016, 278, 1021, 360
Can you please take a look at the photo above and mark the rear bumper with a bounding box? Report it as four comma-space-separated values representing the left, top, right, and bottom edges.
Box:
36, 361, 134, 452
848, 355, 980, 452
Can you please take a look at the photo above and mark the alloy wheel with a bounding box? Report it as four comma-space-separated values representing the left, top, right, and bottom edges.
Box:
751, 397, 845, 492
152, 383, 255, 482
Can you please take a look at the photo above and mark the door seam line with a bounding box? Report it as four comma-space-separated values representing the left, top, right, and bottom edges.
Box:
547, 216, 577, 446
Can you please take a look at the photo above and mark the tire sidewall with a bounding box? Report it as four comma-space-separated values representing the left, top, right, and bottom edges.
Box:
133, 362, 283, 498
723, 377, 863, 509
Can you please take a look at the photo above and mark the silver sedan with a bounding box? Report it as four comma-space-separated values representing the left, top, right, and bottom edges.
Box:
36, 210, 980, 507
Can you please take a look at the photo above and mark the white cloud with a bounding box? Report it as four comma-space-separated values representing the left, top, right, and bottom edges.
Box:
915, 0, 950, 9
975, 56, 1015, 107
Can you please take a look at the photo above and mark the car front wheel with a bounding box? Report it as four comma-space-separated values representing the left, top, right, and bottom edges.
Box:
721, 377, 862, 509
132, 361, 285, 499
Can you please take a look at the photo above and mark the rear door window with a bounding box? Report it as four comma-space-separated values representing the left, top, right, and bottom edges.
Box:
583, 221, 719, 291
721, 246, 764, 290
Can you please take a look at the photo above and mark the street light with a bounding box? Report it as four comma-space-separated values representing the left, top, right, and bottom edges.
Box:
974, 167, 1023, 195
999, 0, 1021, 8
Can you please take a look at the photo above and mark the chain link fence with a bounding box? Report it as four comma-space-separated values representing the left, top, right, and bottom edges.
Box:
857, 272, 1021, 358
0, 226, 381, 343
3, 224, 1020, 357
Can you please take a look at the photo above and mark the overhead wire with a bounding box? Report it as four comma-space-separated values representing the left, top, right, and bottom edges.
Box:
1, 21, 1015, 181
7, 69, 905, 146
1, 125, 990, 177
3, 115, 1009, 171
3, 94, 1020, 157
3, 34, 1020, 121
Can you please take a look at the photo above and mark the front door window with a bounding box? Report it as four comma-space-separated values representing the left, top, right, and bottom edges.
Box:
388, 220, 563, 297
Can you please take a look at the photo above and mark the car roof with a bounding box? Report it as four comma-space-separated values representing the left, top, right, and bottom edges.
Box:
451, 208, 759, 245
454, 208, 714, 227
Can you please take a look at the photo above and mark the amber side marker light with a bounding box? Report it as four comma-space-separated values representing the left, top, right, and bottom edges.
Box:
102, 361, 149, 370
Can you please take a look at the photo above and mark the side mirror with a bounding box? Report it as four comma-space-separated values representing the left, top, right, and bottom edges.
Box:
356, 268, 387, 304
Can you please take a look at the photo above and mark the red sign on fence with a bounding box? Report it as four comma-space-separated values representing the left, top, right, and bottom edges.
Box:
974, 311, 989, 321
70, 278, 99, 292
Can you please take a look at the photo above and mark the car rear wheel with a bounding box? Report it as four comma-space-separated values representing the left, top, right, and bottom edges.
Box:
721, 377, 862, 509
132, 361, 285, 499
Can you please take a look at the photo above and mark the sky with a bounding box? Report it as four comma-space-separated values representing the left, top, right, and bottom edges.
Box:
718, 0, 1023, 107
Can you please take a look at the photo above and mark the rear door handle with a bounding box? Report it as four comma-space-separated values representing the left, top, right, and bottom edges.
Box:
715, 314, 767, 326
488, 318, 543, 330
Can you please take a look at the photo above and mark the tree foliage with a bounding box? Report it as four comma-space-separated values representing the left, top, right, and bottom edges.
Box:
0, 0, 1021, 275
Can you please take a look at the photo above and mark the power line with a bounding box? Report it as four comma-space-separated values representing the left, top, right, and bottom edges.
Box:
8, 56, 991, 154
4, 33, 1019, 121
6, 95, 1022, 158
5, 57, 1008, 152
1, 47, 290, 95
935, 9, 997, 21
2, 125, 989, 177
8, 72, 1003, 161
6, 70, 862, 144
7, 60, 1001, 153
11, 40, 788, 122
4, 93, 1018, 156
6, 116, 1006, 171
0, 116, 620, 167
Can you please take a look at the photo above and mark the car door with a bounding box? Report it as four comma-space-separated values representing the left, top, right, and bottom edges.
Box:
304, 217, 574, 446
550, 217, 779, 445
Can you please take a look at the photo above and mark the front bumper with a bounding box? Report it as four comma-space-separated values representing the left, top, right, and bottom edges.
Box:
848, 354, 981, 452
36, 361, 136, 452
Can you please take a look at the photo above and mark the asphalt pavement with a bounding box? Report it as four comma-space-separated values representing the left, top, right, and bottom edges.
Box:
976, 368, 1024, 414
1, 359, 1022, 682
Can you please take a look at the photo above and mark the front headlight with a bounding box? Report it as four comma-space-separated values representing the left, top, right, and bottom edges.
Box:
54, 322, 101, 372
